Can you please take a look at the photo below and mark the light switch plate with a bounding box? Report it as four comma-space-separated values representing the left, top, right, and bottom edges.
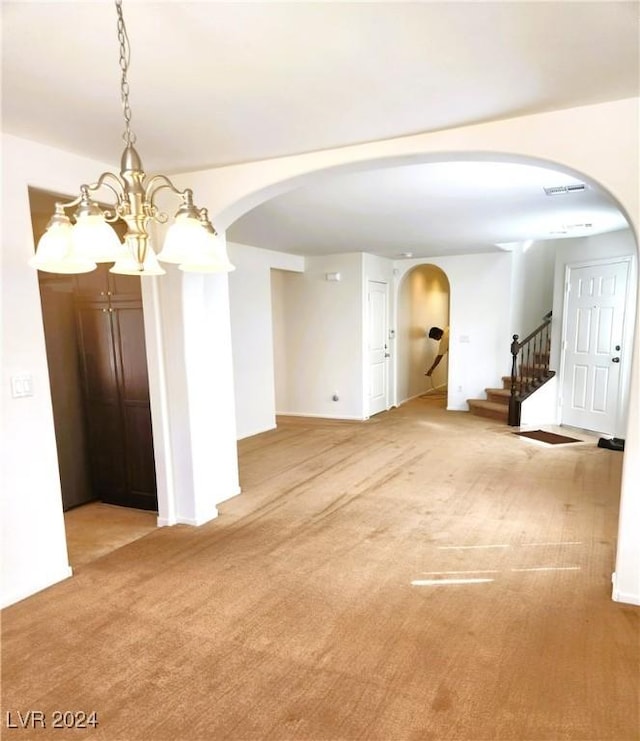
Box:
11, 374, 34, 398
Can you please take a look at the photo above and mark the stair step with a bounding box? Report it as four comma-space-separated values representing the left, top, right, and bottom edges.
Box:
467, 399, 509, 422
485, 388, 511, 406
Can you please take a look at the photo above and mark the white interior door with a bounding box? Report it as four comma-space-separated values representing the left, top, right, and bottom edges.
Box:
561, 259, 629, 435
367, 280, 389, 417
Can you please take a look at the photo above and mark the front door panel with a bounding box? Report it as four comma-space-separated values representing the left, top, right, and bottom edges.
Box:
561, 260, 628, 434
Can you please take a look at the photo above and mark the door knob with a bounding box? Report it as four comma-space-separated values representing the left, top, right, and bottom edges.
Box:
384, 353, 390, 358
612, 357, 620, 363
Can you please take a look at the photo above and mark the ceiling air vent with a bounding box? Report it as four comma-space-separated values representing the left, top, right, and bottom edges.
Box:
543, 183, 586, 196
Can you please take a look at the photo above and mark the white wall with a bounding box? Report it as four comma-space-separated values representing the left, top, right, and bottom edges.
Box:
273, 253, 365, 419
1, 137, 114, 606
394, 253, 513, 410
550, 229, 637, 437
271, 252, 395, 421
272, 269, 289, 414
227, 242, 303, 439
180, 270, 240, 525
396, 264, 450, 402
520, 377, 559, 428
510, 241, 556, 338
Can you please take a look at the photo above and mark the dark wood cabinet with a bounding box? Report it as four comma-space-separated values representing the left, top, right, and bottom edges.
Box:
75, 267, 158, 511
73, 266, 141, 302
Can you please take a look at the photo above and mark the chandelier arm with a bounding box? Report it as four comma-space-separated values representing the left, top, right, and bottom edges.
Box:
52, 195, 85, 212
87, 172, 126, 200
144, 174, 191, 204
83, 173, 126, 222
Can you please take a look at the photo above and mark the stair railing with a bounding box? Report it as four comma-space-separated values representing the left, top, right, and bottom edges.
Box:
508, 316, 554, 426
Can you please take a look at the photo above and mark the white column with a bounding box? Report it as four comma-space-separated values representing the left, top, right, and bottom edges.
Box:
180, 271, 240, 525
612, 310, 640, 605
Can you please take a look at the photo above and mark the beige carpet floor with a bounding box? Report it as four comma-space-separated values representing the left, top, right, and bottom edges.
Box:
1, 398, 638, 740
64, 502, 158, 568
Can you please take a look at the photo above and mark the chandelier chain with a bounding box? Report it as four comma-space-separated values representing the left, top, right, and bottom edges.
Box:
116, 0, 136, 145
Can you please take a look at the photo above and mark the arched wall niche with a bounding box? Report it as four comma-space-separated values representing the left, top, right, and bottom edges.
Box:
396, 264, 450, 405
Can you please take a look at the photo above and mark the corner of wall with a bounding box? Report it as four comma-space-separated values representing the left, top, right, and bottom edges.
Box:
611, 572, 640, 606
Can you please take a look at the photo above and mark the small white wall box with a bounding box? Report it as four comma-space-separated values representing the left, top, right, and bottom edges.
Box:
325, 272, 341, 282
11, 374, 34, 398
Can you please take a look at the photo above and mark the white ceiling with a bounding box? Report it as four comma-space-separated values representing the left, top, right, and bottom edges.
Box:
226, 160, 628, 258
2, 1, 638, 257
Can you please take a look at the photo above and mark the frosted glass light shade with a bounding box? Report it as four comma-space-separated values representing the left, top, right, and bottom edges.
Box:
110, 246, 166, 276
29, 221, 96, 274
156, 215, 209, 264
178, 233, 236, 273
72, 214, 127, 262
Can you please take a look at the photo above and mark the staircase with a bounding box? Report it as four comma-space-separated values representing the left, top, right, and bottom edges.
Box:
467, 379, 512, 422
467, 315, 554, 425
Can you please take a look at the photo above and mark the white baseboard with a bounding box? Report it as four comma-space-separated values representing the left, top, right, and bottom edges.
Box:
611, 573, 640, 606
172, 487, 241, 528
275, 411, 365, 421
177, 509, 219, 527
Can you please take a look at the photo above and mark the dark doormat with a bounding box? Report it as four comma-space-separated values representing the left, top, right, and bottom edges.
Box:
514, 429, 582, 445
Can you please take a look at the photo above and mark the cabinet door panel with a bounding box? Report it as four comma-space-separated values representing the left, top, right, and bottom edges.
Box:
112, 304, 158, 510
74, 265, 110, 299
123, 403, 158, 504
84, 400, 127, 502
109, 271, 141, 300
76, 306, 118, 401
113, 306, 151, 401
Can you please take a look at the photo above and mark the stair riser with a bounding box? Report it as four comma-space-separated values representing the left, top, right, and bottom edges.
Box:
468, 405, 508, 422
486, 393, 510, 406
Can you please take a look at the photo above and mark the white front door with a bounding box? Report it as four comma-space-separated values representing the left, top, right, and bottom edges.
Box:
561, 259, 630, 434
367, 280, 389, 417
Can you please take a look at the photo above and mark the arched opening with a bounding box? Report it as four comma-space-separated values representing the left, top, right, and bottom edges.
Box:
397, 264, 450, 406
222, 153, 636, 436
217, 140, 639, 603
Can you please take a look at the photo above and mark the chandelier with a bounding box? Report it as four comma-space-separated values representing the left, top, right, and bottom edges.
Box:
29, 0, 234, 277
